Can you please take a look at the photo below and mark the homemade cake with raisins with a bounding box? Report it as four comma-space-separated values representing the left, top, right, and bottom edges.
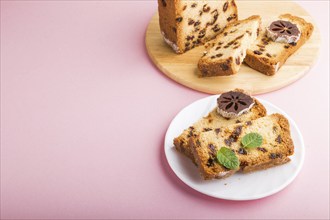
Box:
189, 114, 294, 180
198, 15, 261, 77
245, 14, 314, 75
174, 90, 266, 164
158, 0, 238, 54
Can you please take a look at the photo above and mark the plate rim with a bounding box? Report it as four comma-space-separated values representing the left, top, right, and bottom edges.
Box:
164, 95, 305, 201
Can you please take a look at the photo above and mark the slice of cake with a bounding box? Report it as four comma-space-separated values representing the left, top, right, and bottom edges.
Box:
198, 15, 261, 77
174, 90, 267, 164
158, 0, 238, 54
245, 14, 314, 75
189, 113, 294, 180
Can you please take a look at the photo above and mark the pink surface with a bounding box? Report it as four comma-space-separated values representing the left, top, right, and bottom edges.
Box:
1, 1, 329, 219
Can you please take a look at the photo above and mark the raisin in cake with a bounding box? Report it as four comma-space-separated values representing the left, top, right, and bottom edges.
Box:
245, 14, 314, 75
198, 15, 261, 77
189, 114, 294, 180
158, 0, 238, 54
174, 90, 266, 164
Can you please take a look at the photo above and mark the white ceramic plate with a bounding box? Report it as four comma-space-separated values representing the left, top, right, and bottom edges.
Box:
164, 95, 305, 201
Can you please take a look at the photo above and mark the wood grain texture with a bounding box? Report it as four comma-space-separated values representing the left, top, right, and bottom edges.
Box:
145, 1, 321, 95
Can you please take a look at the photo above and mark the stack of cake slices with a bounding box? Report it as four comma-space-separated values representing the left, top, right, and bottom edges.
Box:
173, 89, 294, 180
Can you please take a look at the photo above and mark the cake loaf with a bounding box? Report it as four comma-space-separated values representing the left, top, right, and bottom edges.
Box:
158, 0, 238, 54
245, 14, 314, 75
198, 15, 261, 77
189, 114, 294, 180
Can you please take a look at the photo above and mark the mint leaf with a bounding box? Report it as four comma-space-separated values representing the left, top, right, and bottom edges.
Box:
216, 147, 239, 170
241, 132, 263, 148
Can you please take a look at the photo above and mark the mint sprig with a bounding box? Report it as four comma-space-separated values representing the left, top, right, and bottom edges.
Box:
216, 147, 239, 170
241, 132, 263, 148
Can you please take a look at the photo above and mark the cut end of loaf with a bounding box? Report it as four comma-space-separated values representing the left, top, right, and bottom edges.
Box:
158, 0, 238, 54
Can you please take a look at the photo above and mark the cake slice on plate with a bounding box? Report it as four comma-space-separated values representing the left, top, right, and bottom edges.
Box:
198, 15, 261, 77
189, 113, 294, 180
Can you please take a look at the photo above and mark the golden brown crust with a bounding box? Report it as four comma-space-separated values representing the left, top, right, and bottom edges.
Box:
158, 0, 180, 52
198, 57, 236, 77
244, 54, 278, 76
273, 113, 295, 156
245, 14, 314, 75
242, 157, 290, 173
251, 99, 267, 119
174, 136, 196, 164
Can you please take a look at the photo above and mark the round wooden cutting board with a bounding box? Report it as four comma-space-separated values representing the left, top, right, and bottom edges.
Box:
145, 1, 321, 95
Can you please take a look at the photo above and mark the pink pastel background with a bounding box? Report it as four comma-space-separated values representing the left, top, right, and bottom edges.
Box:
1, 1, 329, 219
